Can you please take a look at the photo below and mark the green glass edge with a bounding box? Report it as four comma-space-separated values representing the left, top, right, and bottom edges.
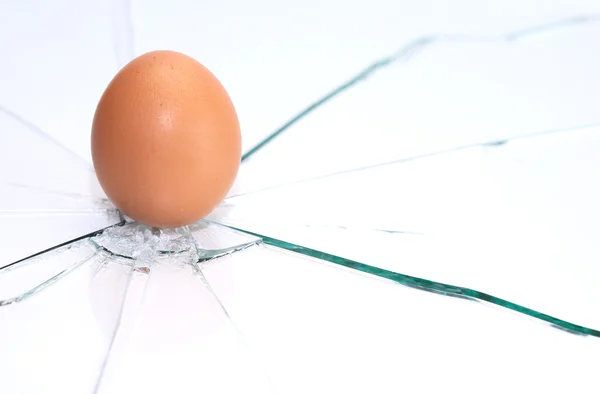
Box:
240, 16, 600, 163
241, 58, 392, 162
221, 224, 600, 338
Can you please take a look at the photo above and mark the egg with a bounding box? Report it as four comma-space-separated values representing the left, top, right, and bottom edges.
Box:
91, 50, 241, 228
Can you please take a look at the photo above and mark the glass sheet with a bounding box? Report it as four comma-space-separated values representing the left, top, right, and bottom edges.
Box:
132, 1, 600, 157
236, 20, 600, 192
0, 241, 132, 394
0, 223, 269, 394
214, 125, 600, 330
93, 230, 271, 394
202, 242, 599, 393
2, 4, 600, 394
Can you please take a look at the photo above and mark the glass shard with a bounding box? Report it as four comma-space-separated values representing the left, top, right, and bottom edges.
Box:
90, 220, 260, 261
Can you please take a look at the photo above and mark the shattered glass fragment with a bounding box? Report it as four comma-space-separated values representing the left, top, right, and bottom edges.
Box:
90, 220, 261, 262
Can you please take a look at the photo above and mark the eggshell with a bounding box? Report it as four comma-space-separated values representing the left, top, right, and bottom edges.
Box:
91, 50, 241, 228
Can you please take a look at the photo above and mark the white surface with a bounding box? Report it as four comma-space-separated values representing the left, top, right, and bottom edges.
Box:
1, 1, 600, 393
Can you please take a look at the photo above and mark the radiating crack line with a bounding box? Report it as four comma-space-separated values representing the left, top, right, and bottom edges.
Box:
506, 14, 599, 40
182, 226, 241, 322
92, 257, 136, 394
4, 181, 111, 205
240, 14, 600, 163
195, 241, 260, 262
0, 252, 106, 307
1, 220, 126, 272
208, 218, 424, 236
229, 122, 600, 200
214, 223, 600, 338
180, 226, 275, 390
0, 105, 92, 169
241, 58, 393, 162
302, 223, 424, 235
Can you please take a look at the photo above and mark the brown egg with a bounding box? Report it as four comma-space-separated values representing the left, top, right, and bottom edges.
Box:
91, 50, 241, 228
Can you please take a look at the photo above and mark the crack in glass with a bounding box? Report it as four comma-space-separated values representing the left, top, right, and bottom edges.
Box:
219, 223, 600, 337
2, 11, 600, 394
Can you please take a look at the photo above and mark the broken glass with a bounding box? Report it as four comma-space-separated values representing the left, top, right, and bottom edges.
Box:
1, 8, 600, 394
0, 108, 123, 269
